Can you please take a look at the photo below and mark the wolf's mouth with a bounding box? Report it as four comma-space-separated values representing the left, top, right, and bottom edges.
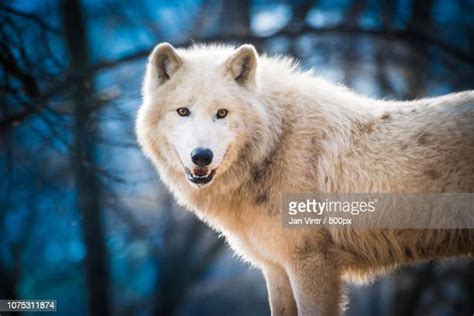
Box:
185, 167, 216, 186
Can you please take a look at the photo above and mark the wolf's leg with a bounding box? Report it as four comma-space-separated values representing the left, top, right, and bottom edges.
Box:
263, 263, 297, 316
287, 255, 343, 316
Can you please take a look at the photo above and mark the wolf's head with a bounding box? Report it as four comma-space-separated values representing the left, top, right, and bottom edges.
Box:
136, 43, 273, 190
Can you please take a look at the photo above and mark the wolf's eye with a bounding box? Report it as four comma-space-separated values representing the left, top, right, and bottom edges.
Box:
216, 109, 228, 119
177, 107, 190, 117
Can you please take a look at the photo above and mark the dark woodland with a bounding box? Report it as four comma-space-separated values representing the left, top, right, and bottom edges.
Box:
1, 0, 474, 315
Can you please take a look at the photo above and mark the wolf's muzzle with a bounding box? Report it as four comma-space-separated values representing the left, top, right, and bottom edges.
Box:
186, 168, 216, 186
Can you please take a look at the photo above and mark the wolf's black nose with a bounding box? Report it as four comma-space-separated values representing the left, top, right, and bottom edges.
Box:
191, 147, 213, 166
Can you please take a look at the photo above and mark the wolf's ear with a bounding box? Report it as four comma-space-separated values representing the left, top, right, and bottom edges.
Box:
149, 42, 182, 84
225, 44, 258, 87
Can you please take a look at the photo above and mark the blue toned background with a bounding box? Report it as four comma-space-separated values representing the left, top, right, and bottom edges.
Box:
1, 0, 473, 315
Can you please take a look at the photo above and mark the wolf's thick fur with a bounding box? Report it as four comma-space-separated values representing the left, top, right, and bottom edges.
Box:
136, 43, 474, 316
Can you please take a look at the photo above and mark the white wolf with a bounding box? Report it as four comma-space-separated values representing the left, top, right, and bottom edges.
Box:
136, 43, 474, 316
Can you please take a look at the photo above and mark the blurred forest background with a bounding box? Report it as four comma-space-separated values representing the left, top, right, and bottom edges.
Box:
1, 0, 474, 315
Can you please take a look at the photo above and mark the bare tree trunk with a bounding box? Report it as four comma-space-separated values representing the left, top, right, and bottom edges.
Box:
219, 0, 250, 36
391, 263, 435, 316
0, 267, 16, 299
153, 219, 224, 316
0, 268, 17, 316
61, 1, 110, 315
408, 0, 433, 33
402, 0, 431, 100
284, 0, 314, 33
345, 0, 364, 27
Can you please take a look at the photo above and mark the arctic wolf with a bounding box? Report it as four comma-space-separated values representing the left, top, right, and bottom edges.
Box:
136, 43, 474, 316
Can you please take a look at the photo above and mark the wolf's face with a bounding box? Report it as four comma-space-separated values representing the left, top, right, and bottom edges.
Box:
158, 92, 239, 188
137, 43, 264, 189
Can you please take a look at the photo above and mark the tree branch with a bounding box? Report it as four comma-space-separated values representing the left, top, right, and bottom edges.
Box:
0, 4, 61, 33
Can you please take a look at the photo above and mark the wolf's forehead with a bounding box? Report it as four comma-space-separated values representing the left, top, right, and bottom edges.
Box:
173, 69, 232, 103
180, 47, 234, 68
170, 48, 237, 97
182, 56, 225, 75
176, 59, 229, 91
